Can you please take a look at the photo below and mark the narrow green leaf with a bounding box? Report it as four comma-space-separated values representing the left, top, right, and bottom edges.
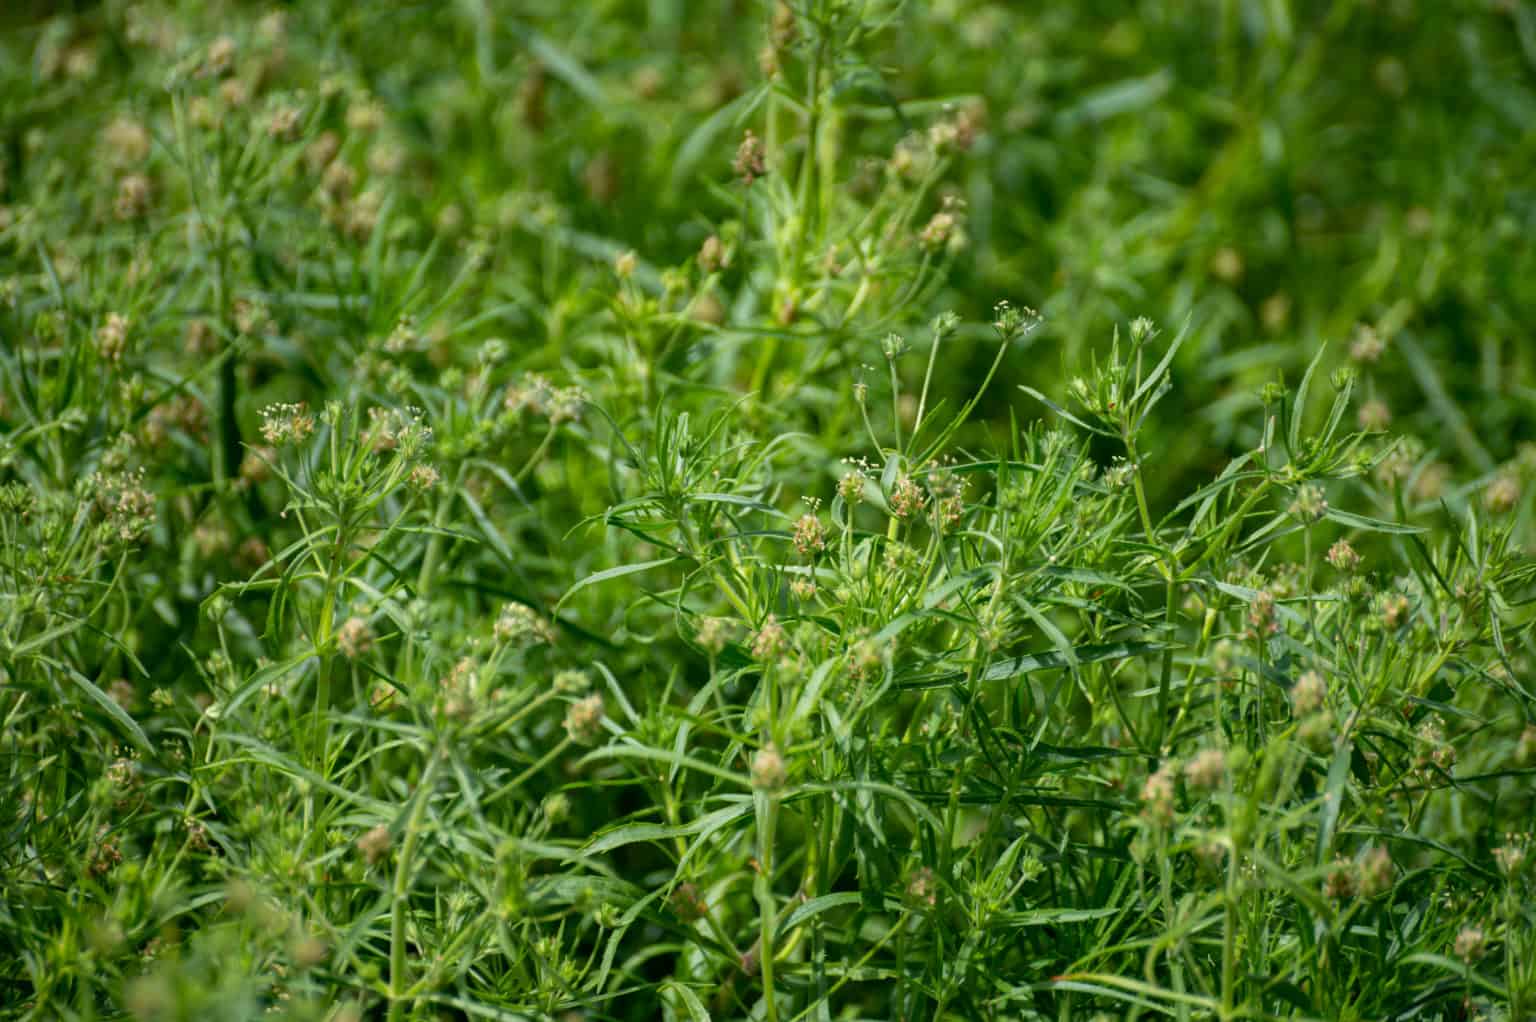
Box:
584, 801, 753, 856
57, 663, 151, 753
1323, 507, 1424, 535
557, 557, 681, 611
1289, 342, 1328, 455
663, 982, 713, 1022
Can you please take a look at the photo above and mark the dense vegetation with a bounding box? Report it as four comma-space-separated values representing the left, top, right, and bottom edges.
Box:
2, 2, 1535, 1019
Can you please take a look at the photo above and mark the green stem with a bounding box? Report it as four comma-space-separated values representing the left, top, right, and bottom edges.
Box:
679, 512, 754, 620
1196, 479, 1272, 572
1128, 432, 1180, 751
1220, 864, 1238, 1019
1219, 785, 1248, 1020
312, 526, 348, 763
1303, 526, 1318, 642
1126, 437, 1156, 544
913, 321, 945, 437
1155, 574, 1178, 751
416, 461, 468, 598
487, 737, 572, 806
513, 427, 557, 486
1254, 637, 1268, 749
786, 910, 911, 1022
388, 753, 441, 1022
756, 791, 780, 1022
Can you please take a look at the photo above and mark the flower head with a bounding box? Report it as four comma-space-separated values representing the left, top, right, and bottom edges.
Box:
1326, 539, 1360, 573
494, 603, 555, 646
96, 313, 130, 364
793, 512, 826, 556
1357, 845, 1393, 898
1287, 484, 1328, 525
1454, 925, 1486, 963
1291, 670, 1327, 715
1484, 473, 1521, 515
733, 130, 766, 185
1139, 763, 1176, 826
564, 694, 606, 745
357, 824, 391, 865
336, 616, 372, 659
259, 403, 315, 446
751, 743, 787, 791
1183, 748, 1227, 791
751, 614, 785, 660
1349, 324, 1385, 363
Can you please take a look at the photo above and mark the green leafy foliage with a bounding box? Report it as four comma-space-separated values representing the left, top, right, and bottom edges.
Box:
2, 2, 1535, 1020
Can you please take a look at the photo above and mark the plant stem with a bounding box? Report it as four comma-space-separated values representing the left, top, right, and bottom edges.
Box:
416, 461, 468, 598
312, 524, 347, 763
756, 791, 780, 1022
1220, 863, 1238, 1019
1128, 431, 1180, 750
388, 753, 440, 1022
487, 737, 572, 806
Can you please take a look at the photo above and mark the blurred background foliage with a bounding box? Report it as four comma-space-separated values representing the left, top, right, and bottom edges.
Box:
7, 0, 1535, 497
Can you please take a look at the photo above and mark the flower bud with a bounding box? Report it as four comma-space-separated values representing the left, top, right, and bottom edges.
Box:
1183, 748, 1226, 791
1454, 925, 1486, 963
751, 743, 787, 792
336, 616, 372, 659
1326, 539, 1360, 573
1484, 473, 1520, 515
1139, 764, 1176, 826
697, 234, 725, 273
733, 131, 766, 185
1357, 845, 1393, 898
564, 694, 605, 745
793, 512, 826, 556
1287, 484, 1328, 525
1291, 670, 1327, 715
751, 614, 785, 660
357, 824, 391, 865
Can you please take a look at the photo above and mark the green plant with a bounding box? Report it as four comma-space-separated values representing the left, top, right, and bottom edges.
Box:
2, 2, 1534, 1020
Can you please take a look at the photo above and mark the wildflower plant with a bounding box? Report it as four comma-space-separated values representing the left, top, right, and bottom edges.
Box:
2, 2, 1535, 1021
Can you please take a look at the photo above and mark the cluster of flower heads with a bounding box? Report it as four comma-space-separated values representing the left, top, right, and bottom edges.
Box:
918, 194, 967, 254
504, 373, 588, 425
750, 613, 786, 661
1326, 538, 1362, 573
694, 616, 734, 655
837, 458, 873, 504
494, 602, 556, 647
437, 656, 480, 721
258, 403, 316, 447
87, 468, 157, 545
1240, 589, 1277, 641
887, 474, 927, 521
335, 616, 373, 660
992, 300, 1042, 340
1349, 323, 1387, 364
257, 402, 434, 462
1139, 761, 1179, 827
1324, 845, 1395, 901
141, 394, 208, 450
1287, 483, 1328, 524
95, 313, 130, 364
363, 406, 433, 456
